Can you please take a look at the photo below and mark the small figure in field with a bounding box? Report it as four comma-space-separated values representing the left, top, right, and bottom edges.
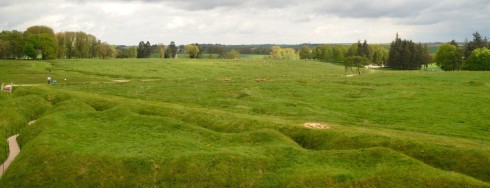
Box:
47, 76, 52, 84
52, 80, 57, 85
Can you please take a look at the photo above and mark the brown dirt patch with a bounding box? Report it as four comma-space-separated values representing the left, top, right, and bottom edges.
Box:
113, 80, 130, 83
303, 122, 332, 129
217, 77, 232, 82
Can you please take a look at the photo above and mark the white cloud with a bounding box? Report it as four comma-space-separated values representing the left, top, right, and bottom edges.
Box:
166, 17, 186, 29
98, 2, 141, 16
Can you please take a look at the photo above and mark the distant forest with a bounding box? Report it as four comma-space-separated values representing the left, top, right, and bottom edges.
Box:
1, 25, 489, 71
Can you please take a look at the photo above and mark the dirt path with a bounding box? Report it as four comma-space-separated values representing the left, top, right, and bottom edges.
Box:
0, 134, 20, 178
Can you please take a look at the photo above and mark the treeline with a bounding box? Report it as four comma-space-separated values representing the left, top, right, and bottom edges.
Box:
0, 25, 118, 59
178, 44, 240, 59
56, 31, 109, 59
388, 34, 432, 70
298, 40, 389, 66
123, 42, 241, 59
434, 32, 490, 71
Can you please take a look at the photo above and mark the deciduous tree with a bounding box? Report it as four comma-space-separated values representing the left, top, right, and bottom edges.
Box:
270, 46, 298, 60
344, 56, 370, 74
157, 44, 165, 58
434, 43, 463, 71
299, 45, 312, 60
184, 44, 199, 58
98, 43, 117, 59
462, 47, 490, 71
223, 49, 240, 59
23, 34, 57, 59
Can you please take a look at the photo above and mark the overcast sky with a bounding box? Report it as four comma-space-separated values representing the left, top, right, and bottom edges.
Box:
1, 0, 489, 45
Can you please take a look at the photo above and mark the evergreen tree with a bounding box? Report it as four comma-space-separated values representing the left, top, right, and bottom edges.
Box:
362, 39, 370, 59
450, 40, 458, 47
145, 41, 151, 58
137, 41, 145, 58
387, 33, 428, 70
166, 41, 178, 58
356, 40, 363, 57
464, 32, 488, 58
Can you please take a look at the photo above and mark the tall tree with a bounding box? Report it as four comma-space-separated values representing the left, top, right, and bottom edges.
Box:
55, 32, 66, 58
344, 56, 370, 74
25, 25, 55, 38
356, 40, 363, 56
462, 47, 490, 71
87, 34, 98, 58
299, 45, 312, 60
98, 43, 117, 59
0, 30, 25, 58
23, 34, 57, 60
184, 44, 199, 58
157, 44, 165, 58
137, 41, 151, 58
464, 32, 489, 58
332, 45, 346, 63
24, 26, 57, 59
166, 41, 178, 58
314, 45, 333, 61
370, 45, 389, 65
194, 43, 203, 58
64, 32, 76, 58
346, 43, 358, 58
0, 39, 9, 58
223, 49, 240, 59
75, 32, 90, 58
128, 47, 137, 58
270, 46, 298, 60
388, 33, 427, 70
206, 45, 224, 58
145, 41, 151, 57
434, 43, 462, 71
362, 40, 370, 59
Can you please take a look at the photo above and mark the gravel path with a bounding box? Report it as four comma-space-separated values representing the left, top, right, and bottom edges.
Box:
0, 134, 20, 178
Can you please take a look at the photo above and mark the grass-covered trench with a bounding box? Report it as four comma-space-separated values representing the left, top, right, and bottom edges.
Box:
0, 59, 489, 187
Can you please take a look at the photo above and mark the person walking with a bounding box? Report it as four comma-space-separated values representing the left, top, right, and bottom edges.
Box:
47, 76, 52, 84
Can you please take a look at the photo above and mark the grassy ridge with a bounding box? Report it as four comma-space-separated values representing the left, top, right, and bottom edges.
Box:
0, 59, 489, 186
4, 96, 488, 187
50, 59, 490, 140
0, 90, 50, 163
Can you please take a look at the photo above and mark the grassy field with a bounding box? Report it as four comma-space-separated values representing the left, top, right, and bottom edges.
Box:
0, 58, 488, 187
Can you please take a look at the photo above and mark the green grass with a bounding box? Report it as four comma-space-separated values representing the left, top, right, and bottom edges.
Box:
0, 58, 488, 187
240, 54, 268, 59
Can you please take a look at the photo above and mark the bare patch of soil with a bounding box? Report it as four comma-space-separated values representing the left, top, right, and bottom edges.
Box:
217, 77, 232, 82
113, 80, 130, 83
303, 122, 332, 129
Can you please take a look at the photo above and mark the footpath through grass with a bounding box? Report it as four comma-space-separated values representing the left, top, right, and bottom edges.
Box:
0, 59, 488, 187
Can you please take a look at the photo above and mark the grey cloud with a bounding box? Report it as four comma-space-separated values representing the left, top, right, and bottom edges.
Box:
312, 0, 435, 19
1, 0, 490, 44
66, 0, 299, 10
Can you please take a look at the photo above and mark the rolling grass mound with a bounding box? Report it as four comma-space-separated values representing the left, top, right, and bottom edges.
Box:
2, 98, 487, 187
0, 59, 489, 187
